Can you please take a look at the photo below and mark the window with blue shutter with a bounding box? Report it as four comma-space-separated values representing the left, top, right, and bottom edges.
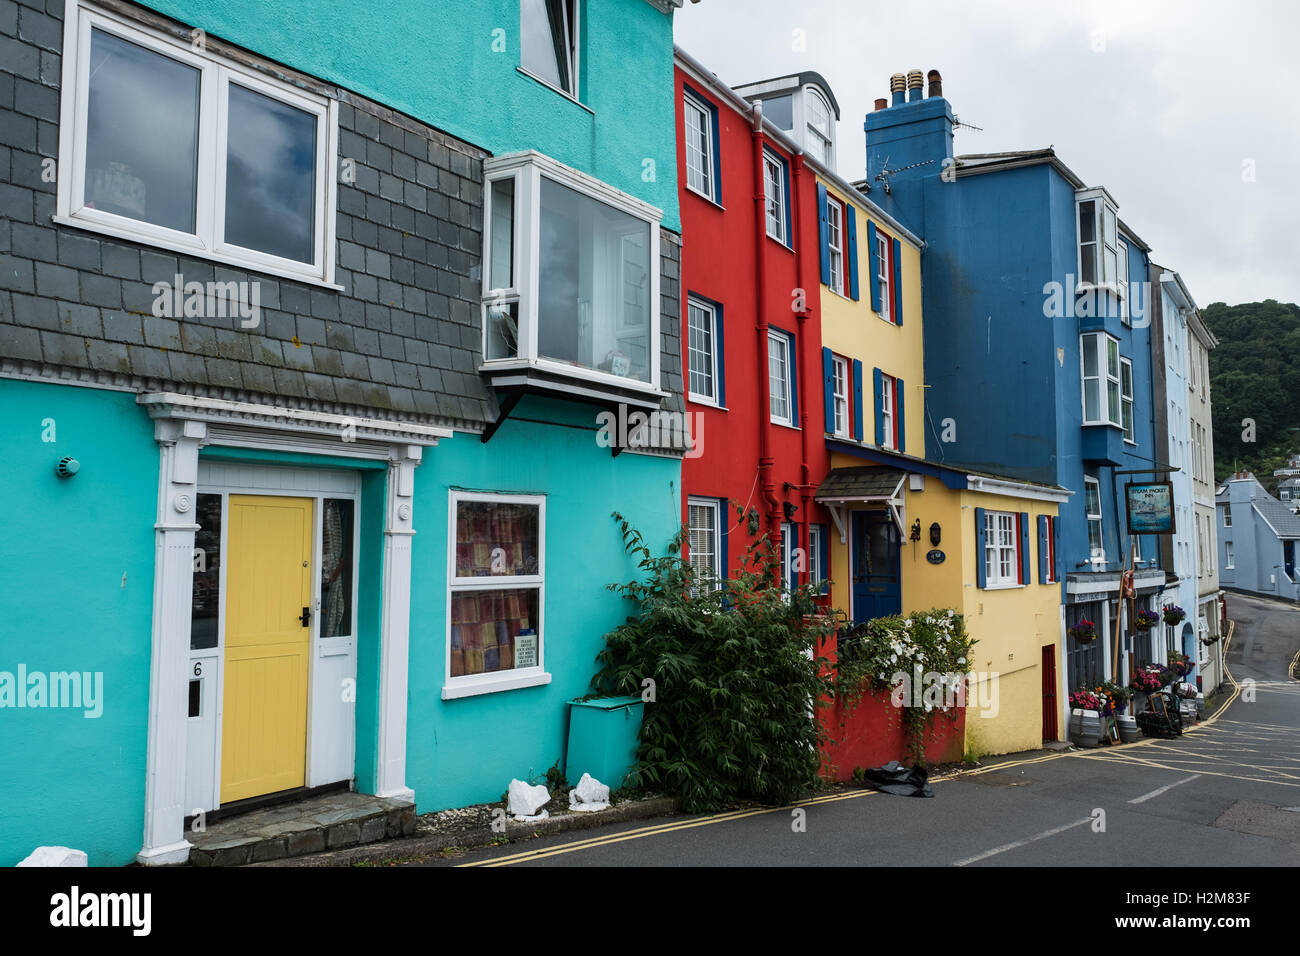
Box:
975, 507, 987, 589
872, 366, 884, 445
1019, 512, 1031, 584
852, 359, 864, 442
896, 377, 906, 453
867, 220, 881, 312
719, 496, 729, 580
817, 523, 830, 594
817, 183, 831, 286
892, 237, 903, 325
846, 206, 860, 301
822, 347, 835, 433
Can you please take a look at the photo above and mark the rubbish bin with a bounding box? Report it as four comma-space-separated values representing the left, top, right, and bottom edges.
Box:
566, 696, 645, 791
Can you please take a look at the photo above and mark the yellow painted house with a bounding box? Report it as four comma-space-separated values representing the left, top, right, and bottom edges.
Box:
810, 172, 1072, 755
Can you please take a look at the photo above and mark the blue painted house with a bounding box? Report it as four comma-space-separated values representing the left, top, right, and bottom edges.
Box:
0, 0, 686, 865
1217, 472, 1300, 602
860, 70, 1172, 698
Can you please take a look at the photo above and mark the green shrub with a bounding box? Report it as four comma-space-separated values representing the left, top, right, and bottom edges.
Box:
591, 513, 840, 813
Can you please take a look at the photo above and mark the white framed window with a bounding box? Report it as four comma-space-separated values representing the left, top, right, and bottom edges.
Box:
520, 0, 579, 99
686, 296, 720, 405
831, 354, 850, 438
1225, 540, 1235, 569
763, 149, 789, 245
1120, 357, 1135, 443
880, 372, 896, 450
687, 497, 722, 592
1085, 476, 1104, 565
983, 510, 1020, 587
768, 329, 793, 425
481, 152, 662, 393
1118, 239, 1130, 322
1223, 508, 1232, 528
1043, 515, 1057, 584
780, 521, 794, 590
876, 230, 892, 323
808, 524, 824, 587
1081, 332, 1122, 427
826, 195, 844, 294
446, 491, 547, 699
1076, 188, 1119, 288
805, 87, 834, 167
56, 3, 339, 286
683, 91, 716, 202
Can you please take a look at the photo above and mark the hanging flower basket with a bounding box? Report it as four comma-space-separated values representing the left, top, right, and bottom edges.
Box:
1068, 619, 1097, 644
1134, 609, 1161, 630
1162, 604, 1186, 627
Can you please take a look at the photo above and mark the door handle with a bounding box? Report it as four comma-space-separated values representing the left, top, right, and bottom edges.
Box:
299, 606, 312, 627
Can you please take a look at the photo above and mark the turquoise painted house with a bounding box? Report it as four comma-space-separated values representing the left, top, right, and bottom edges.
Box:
0, 0, 687, 865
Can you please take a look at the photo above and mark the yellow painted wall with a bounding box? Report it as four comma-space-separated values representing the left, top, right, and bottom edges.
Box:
817, 178, 925, 449
822, 462, 1066, 756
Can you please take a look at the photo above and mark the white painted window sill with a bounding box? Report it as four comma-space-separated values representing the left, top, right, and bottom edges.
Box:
441, 670, 552, 700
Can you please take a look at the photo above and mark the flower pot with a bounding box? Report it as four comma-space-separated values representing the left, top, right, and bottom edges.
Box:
1117, 714, 1140, 743
1069, 708, 1104, 748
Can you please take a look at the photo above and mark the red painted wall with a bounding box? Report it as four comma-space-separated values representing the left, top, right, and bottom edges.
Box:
674, 64, 832, 580
816, 634, 966, 779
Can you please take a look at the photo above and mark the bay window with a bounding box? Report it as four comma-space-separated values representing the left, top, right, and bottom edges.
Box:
446, 492, 547, 698
1081, 331, 1122, 428
1076, 188, 1120, 288
57, 3, 338, 285
482, 152, 662, 392
1120, 357, 1135, 442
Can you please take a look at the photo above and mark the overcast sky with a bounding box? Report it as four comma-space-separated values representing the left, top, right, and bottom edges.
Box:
674, 0, 1300, 307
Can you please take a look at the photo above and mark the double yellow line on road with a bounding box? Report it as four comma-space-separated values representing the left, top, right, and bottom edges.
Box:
463, 621, 1251, 866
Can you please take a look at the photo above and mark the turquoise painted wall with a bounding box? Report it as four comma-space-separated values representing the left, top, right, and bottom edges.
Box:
405, 396, 681, 810
145, 0, 681, 231
0, 380, 158, 866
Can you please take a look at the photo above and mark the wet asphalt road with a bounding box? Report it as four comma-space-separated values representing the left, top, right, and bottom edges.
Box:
422, 593, 1300, 867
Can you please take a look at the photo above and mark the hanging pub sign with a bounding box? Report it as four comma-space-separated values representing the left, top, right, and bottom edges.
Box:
1126, 481, 1176, 535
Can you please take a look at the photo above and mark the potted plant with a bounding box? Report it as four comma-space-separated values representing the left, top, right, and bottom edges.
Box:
1134, 609, 1161, 630
1068, 689, 1105, 747
1162, 604, 1186, 627
1067, 619, 1098, 644
1167, 651, 1193, 680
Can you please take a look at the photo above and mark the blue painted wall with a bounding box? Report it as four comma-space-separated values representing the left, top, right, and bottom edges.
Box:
147, 0, 681, 230
405, 395, 680, 809
863, 91, 1164, 583
0, 379, 158, 866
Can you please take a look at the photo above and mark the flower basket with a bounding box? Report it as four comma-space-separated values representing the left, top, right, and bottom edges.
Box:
1134, 609, 1161, 630
1162, 604, 1186, 627
1067, 619, 1097, 644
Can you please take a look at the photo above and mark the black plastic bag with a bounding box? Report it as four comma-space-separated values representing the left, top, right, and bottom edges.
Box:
857, 760, 933, 797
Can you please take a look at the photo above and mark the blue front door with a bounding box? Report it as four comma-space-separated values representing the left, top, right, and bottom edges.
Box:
851, 511, 901, 623
1285, 541, 1295, 581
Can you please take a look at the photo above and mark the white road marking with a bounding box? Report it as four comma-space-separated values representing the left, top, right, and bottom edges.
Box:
1129, 774, 1201, 804
953, 817, 1093, 867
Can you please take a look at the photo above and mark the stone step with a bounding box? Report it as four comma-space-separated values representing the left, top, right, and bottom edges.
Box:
188, 792, 416, 866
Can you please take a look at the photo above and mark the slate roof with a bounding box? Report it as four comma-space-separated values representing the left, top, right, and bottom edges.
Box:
814, 467, 906, 501
1253, 496, 1300, 540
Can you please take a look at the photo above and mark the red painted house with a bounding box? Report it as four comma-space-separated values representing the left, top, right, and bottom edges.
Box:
673, 52, 839, 591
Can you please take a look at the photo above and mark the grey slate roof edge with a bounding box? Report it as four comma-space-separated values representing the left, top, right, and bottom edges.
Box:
0, 361, 486, 435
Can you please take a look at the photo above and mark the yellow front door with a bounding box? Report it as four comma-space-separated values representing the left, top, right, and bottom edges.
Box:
221, 495, 313, 803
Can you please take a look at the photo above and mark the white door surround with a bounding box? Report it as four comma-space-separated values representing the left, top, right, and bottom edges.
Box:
135, 392, 449, 865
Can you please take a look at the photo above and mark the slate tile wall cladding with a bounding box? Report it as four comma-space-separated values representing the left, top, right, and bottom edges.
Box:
0, 0, 684, 434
